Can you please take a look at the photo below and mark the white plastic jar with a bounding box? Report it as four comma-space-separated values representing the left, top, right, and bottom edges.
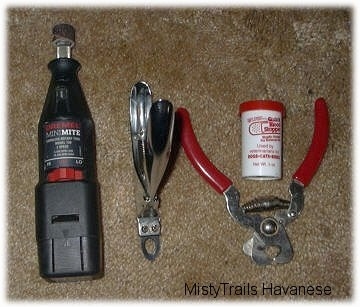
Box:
239, 100, 285, 180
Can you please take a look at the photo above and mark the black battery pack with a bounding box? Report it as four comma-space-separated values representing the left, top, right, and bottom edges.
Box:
35, 181, 103, 281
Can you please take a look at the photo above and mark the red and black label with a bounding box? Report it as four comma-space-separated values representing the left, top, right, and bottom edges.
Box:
43, 120, 84, 171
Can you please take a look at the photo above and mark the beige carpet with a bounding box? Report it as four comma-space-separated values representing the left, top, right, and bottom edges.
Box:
7, 8, 351, 300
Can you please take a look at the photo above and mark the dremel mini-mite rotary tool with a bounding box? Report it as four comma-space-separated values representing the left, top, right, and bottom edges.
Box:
35, 24, 103, 281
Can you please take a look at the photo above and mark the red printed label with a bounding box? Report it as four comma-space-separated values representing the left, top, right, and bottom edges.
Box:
43, 120, 83, 171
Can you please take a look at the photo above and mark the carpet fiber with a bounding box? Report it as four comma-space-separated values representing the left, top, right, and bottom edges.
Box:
7, 8, 351, 300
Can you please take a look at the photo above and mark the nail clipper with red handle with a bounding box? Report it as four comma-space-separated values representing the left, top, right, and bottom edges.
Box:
176, 98, 329, 265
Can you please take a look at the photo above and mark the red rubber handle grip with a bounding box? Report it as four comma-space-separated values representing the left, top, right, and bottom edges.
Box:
292, 97, 329, 187
176, 108, 233, 194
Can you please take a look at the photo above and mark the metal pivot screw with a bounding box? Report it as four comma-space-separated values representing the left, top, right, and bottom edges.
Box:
52, 23, 75, 59
260, 218, 278, 236
289, 210, 297, 217
151, 224, 158, 232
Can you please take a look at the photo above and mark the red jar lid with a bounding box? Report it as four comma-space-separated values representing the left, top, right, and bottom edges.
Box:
239, 100, 285, 117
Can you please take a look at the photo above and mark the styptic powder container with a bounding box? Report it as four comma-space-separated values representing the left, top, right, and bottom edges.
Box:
239, 100, 285, 180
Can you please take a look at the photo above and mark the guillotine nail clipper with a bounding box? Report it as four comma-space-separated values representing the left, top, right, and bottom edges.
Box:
129, 81, 175, 260
176, 98, 329, 265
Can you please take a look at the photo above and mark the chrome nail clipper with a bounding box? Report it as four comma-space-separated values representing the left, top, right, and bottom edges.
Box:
176, 98, 329, 265
129, 82, 175, 260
